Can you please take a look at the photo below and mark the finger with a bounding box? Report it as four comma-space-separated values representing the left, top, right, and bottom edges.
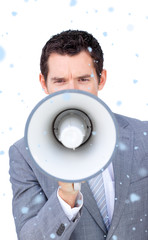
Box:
58, 182, 75, 192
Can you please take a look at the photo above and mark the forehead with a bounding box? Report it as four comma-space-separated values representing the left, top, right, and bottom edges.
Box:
47, 51, 94, 75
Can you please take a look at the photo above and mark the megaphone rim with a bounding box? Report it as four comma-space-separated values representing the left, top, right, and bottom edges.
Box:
24, 89, 119, 182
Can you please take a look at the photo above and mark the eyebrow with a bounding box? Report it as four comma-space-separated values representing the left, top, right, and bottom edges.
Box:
50, 74, 92, 81
50, 77, 65, 81
77, 74, 92, 79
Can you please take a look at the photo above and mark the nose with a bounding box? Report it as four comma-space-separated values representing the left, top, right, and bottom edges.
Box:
67, 80, 78, 90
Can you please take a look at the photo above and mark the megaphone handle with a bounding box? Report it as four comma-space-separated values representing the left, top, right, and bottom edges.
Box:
74, 182, 81, 191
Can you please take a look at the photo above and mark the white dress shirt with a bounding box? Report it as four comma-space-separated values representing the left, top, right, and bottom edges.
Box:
57, 163, 115, 222
57, 190, 83, 221
102, 163, 115, 222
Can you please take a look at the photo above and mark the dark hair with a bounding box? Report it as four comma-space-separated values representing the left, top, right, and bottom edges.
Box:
40, 30, 104, 83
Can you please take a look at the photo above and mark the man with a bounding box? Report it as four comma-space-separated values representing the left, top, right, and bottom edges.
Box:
9, 30, 148, 240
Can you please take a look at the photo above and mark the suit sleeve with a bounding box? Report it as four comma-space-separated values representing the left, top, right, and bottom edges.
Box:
9, 144, 81, 240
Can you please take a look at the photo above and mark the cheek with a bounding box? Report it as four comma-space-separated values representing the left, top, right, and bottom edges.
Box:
46, 84, 54, 94
47, 84, 66, 94
87, 79, 99, 94
46, 81, 57, 93
79, 85, 98, 96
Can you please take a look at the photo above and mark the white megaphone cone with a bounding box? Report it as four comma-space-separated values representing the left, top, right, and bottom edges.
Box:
25, 90, 118, 190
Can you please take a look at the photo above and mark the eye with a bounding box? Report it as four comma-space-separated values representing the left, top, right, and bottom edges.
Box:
79, 78, 90, 82
54, 79, 66, 84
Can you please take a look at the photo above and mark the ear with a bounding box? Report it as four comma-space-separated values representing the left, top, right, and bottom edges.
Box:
39, 73, 49, 94
98, 69, 107, 91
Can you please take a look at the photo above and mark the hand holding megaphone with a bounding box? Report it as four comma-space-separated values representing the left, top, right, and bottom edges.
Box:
58, 181, 80, 208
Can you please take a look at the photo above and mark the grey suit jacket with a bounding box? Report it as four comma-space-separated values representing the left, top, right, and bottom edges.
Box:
9, 114, 148, 240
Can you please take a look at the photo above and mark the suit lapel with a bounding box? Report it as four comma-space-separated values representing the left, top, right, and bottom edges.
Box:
81, 182, 107, 234
107, 120, 134, 239
81, 115, 134, 239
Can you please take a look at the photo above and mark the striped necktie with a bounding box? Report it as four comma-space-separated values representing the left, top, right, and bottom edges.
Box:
88, 173, 110, 230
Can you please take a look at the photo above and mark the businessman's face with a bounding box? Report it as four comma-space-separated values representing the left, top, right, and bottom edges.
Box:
40, 51, 106, 96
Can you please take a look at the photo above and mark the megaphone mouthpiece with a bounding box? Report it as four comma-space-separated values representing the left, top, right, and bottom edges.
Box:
53, 109, 92, 149
59, 125, 85, 150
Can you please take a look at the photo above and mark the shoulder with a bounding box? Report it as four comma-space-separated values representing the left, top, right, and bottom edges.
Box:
9, 137, 27, 156
12, 137, 26, 149
114, 113, 148, 132
114, 113, 148, 154
9, 137, 34, 168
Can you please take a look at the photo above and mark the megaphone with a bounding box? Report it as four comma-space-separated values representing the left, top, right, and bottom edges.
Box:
25, 90, 118, 187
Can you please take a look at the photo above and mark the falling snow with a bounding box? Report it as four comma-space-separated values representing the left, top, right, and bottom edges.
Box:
133, 79, 138, 84
62, 93, 71, 101
127, 24, 134, 31
108, 7, 114, 12
88, 47, 92, 52
130, 193, 141, 202
70, 0, 77, 7
0, 151, 5, 155
11, 11, 18, 16
0, 46, 6, 61
116, 101, 122, 106
118, 142, 127, 151
138, 168, 147, 177
33, 194, 44, 204
103, 32, 108, 37
112, 235, 118, 240
21, 207, 29, 214
50, 233, 56, 239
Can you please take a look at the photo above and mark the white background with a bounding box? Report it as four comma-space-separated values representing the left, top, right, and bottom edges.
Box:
0, 0, 148, 239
